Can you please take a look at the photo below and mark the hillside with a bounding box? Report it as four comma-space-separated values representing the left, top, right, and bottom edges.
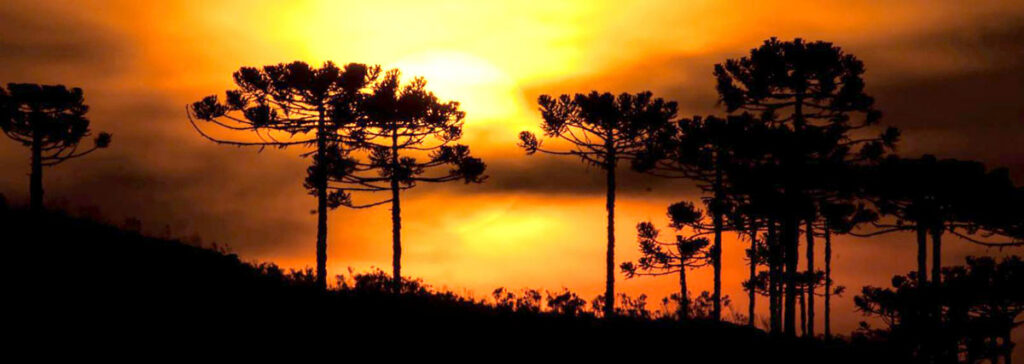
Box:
4, 207, 893, 360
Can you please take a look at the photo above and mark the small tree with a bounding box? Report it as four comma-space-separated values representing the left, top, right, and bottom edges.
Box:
634, 113, 767, 320
545, 289, 588, 316
188, 61, 378, 289
732, 208, 768, 328
0, 84, 111, 211
621, 201, 712, 319
519, 91, 677, 317
324, 70, 486, 293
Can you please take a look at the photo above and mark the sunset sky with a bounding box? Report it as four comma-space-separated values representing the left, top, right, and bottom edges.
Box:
1, 0, 1022, 337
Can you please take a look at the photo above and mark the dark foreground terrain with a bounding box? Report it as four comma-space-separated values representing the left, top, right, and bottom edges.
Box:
5, 208, 896, 361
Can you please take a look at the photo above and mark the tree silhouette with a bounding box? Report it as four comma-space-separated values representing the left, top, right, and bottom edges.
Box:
861, 156, 1024, 289
188, 61, 379, 289
634, 113, 777, 321
729, 156, 788, 332
817, 201, 868, 339
0, 83, 111, 211
948, 257, 1024, 363
796, 160, 875, 338
545, 288, 588, 316
714, 37, 897, 336
722, 206, 761, 327
621, 201, 712, 319
323, 69, 486, 293
742, 221, 761, 327
518, 91, 677, 317
856, 256, 1024, 362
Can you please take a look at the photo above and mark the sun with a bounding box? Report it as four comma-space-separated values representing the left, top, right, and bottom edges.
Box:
391, 51, 531, 130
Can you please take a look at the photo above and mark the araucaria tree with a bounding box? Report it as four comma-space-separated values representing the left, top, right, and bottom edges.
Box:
324, 70, 486, 293
863, 155, 1024, 288
518, 91, 677, 317
714, 38, 896, 336
0, 83, 111, 211
633, 113, 760, 321
621, 201, 711, 319
188, 61, 378, 290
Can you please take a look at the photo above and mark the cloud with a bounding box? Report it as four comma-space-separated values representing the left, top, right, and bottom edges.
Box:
453, 154, 699, 197
865, 15, 1024, 181
519, 13, 1024, 183
0, 1, 134, 84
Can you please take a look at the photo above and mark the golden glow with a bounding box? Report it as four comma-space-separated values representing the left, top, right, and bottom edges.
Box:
280, 0, 595, 78
9, 0, 1022, 339
452, 199, 557, 257
394, 51, 528, 125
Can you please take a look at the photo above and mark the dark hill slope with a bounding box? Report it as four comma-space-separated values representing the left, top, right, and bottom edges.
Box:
4, 208, 893, 361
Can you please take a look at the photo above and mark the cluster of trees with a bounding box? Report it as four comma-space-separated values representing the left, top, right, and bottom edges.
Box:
188, 62, 486, 292
856, 256, 1024, 363
521, 38, 1023, 343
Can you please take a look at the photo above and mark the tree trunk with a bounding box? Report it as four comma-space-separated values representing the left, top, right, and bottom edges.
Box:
604, 157, 616, 318
748, 228, 757, 327
711, 162, 724, 321
769, 220, 781, 334
931, 227, 951, 360
315, 109, 328, 290
30, 131, 43, 212
931, 227, 942, 285
679, 266, 689, 320
784, 216, 799, 336
917, 225, 928, 285
824, 222, 832, 341
786, 93, 804, 337
1005, 331, 1014, 364
805, 218, 815, 338
799, 285, 806, 337
390, 129, 402, 294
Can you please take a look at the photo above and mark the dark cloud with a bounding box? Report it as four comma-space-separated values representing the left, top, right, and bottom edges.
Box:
0, 0, 319, 255
520, 51, 728, 117
865, 15, 1024, 181
0, 2, 133, 82
451, 155, 698, 197
518, 13, 1024, 187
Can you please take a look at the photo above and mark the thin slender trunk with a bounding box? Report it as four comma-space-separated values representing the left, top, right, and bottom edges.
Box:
314, 108, 328, 290
679, 267, 689, 320
799, 285, 806, 337
748, 228, 757, 327
769, 220, 781, 334
390, 129, 402, 294
787, 93, 804, 337
805, 219, 815, 338
824, 222, 833, 341
1005, 332, 1013, 364
931, 227, 942, 285
711, 161, 723, 321
931, 227, 951, 361
30, 131, 43, 212
604, 153, 616, 318
784, 216, 799, 336
917, 226, 928, 285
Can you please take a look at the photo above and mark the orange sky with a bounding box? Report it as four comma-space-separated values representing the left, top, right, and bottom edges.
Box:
1, 0, 1023, 340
